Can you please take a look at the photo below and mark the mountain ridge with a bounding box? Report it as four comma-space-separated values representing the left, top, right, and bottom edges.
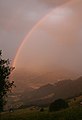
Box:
21, 76, 82, 106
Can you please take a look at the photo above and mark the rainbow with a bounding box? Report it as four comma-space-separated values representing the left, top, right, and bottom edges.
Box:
13, 0, 71, 67
13, 10, 53, 67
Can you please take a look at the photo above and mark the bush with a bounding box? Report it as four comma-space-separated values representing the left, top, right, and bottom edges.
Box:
40, 108, 44, 112
49, 98, 69, 112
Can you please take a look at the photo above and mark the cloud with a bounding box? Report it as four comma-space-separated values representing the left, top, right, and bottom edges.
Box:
0, 0, 70, 59
15, 0, 82, 74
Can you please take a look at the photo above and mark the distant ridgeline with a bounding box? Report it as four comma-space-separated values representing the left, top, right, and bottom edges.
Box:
12, 76, 82, 107
21, 76, 82, 107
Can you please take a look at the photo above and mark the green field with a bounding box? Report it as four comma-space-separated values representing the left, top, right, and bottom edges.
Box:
1, 106, 82, 120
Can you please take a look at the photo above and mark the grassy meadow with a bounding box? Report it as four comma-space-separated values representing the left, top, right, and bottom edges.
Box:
1, 95, 82, 120
1, 106, 82, 120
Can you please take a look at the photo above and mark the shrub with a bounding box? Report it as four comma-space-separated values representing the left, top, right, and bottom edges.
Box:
40, 108, 44, 112
49, 98, 69, 112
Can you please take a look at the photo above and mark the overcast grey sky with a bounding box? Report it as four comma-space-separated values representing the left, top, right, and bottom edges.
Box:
15, 0, 82, 73
7, 0, 82, 88
1, 0, 82, 88
0, 0, 69, 59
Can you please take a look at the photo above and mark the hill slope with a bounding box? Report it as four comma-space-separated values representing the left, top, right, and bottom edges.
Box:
22, 76, 82, 106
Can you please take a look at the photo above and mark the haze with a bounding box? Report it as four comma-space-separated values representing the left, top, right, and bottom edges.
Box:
0, 0, 82, 89
12, 0, 82, 89
0, 0, 68, 59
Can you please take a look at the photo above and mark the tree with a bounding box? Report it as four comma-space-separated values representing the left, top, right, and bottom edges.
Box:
0, 50, 15, 112
49, 98, 69, 112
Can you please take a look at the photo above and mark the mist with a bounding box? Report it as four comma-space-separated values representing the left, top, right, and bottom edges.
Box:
12, 0, 82, 88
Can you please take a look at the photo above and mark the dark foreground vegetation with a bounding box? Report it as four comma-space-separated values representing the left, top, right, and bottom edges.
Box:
1, 106, 82, 120
49, 99, 69, 112
1, 95, 82, 120
0, 50, 15, 112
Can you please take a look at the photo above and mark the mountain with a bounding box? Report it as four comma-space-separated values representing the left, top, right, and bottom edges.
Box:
12, 68, 80, 89
21, 76, 82, 106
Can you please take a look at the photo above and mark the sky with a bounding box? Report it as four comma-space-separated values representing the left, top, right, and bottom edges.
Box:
0, 0, 69, 59
0, 0, 82, 88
